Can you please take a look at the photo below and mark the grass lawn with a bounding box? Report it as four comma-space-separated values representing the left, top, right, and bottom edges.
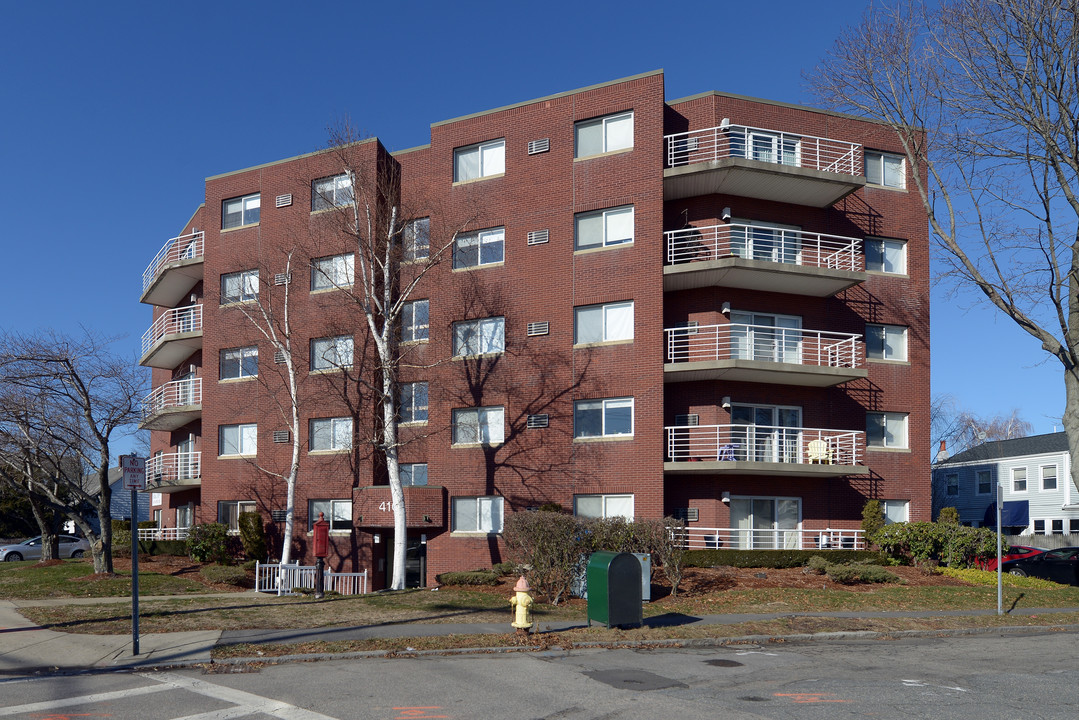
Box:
0, 558, 208, 599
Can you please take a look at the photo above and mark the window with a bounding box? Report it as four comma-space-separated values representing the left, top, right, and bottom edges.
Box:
945, 473, 959, 496
218, 501, 256, 534
866, 324, 908, 361
454, 139, 505, 182
574, 302, 633, 344
221, 269, 258, 304
309, 499, 352, 531
177, 503, 194, 529
574, 397, 633, 439
401, 463, 428, 486
452, 496, 503, 533
222, 193, 260, 229
310, 335, 353, 371
310, 417, 352, 451
730, 311, 802, 363
866, 412, 908, 448
311, 254, 354, 291
398, 382, 429, 424
453, 227, 504, 269
1012, 467, 1027, 492
220, 346, 258, 379
453, 317, 505, 356
730, 128, 800, 166
865, 238, 907, 274
1071, 519, 1079, 534
452, 406, 504, 445
1041, 465, 1058, 491
404, 217, 430, 261
977, 470, 993, 495
731, 219, 802, 264
575, 206, 634, 250
311, 173, 353, 211
402, 300, 429, 342
865, 150, 906, 189
881, 499, 909, 524
575, 111, 634, 157
574, 494, 634, 520
219, 423, 257, 456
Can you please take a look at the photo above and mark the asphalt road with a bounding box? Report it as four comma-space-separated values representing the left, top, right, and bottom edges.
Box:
1, 630, 1076, 719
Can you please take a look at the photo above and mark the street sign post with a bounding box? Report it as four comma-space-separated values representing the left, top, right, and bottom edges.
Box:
119, 455, 146, 655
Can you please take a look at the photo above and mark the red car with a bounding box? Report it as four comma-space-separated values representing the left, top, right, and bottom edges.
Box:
979, 544, 1045, 571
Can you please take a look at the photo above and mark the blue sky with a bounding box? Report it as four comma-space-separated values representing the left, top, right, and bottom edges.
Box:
0, 0, 1064, 455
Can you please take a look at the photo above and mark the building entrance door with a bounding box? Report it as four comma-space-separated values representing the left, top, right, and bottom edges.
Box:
386, 534, 426, 588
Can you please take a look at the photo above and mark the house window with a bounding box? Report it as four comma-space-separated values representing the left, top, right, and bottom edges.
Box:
454, 139, 505, 182
1052, 519, 1064, 534
730, 219, 802, 264
402, 300, 429, 342
452, 406, 505, 445
311, 253, 355, 291
574, 111, 634, 157
310, 335, 353, 371
730, 311, 802, 363
309, 499, 352, 531
865, 238, 907, 274
1041, 465, 1058, 491
574, 397, 633, 439
1070, 519, 1079, 534
945, 473, 959, 496
398, 382, 429, 424
866, 324, 908, 361
574, 494, 634, 520
220, 346, 258, 379
1033, 519, 1045, 534
453, 316, 505, 356
310, 417, 352, 451
866, 412, 908, 448
311, 173, 353, 211
453, 227, 504, 269
176, 503, 194, 529
575, 206, 634, 250
865, 150, 906, 188
976, 470, 993, 495
401, 463, 428, 486
731, 128, 800, 166
1012, 467, 1027, 492
404, 217, 430, 261
221, 269, 258, 304
222, 193, 260, 229
574, 302, 633, 344
217, 501, 256, 534
219, 423, 257, 457
881, 499, 909, 524
452, 496, 503, 533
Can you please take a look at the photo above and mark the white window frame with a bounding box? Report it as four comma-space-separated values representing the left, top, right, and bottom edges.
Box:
574, 301, 634, 344
1012, 467, 1028, 493
220, 346, 258, 380
453, 316, 505, 356
310, 253, 355, 291
311, 173, 353, 211
865, 150, 906, 189
575, 205, 634, 250
574, 397, 634, 439
400, 463, 428, 486
866, 412, 908, 449
221, 269, 259, 304
865, 237, 907, 274
866, 324, 908, 361
945, 473, 959, 497
309, 417, 352, 452
573, 494, 634, 520
222, 192, 260, 229
452, 406, 505, 445
452, 495, 504, 533
402, 300, 429, 342
404, 217, 430, 261
219, 423, 257, 457
1041, 464, 1058, 491
218, 500, 256, 534
399, 382, 429, 424
881, 499, 909, 524
309, 498, 352, 532
454, 139, 505, 182
574, 111, 634, 158
453, 227, 505, 269
310, 335, 353, 371
976, 469, 993, 496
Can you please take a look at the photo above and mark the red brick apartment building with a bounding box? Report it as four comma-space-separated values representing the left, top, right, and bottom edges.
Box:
138, 70, 929, 589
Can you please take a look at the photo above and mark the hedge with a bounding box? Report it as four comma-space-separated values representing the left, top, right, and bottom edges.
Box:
684, 549, 887, 568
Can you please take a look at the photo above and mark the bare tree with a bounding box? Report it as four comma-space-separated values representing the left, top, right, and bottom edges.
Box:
812, 0, 1079, 488
932, 394, 1034, 457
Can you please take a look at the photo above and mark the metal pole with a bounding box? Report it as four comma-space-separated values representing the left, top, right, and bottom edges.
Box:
997, 482, 1003, 616
131, 488, 140, 654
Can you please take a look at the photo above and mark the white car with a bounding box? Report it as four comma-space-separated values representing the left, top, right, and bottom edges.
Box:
0, 535, 90, 561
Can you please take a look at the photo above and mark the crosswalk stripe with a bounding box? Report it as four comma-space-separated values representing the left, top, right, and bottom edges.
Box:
0, 682, 171, 716
142, 671, 340, 720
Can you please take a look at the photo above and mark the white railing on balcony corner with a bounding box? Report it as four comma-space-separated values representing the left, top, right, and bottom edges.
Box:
665, 424, 864, 467
138, 527, 190, 541
664, 123, 862, 176
143, 377, 202, 419
665, 323, 862, 369
146, 451, 202, 485
141, 305, 203, 357
255, 562, 369, 596
665, 223, 862, 271
669, 526, 865, 551
143, 231, 205, 293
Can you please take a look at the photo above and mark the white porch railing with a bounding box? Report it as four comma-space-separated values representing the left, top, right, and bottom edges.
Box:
141, 305, 203, 357
137, 527, 190, 541
665, 223, 863, 271
143, 231, 204, 294
146, 452, 201, 485
142, 377, 202, 419
671, 525, 866, 551
666, 323, 862, 369
255, 562, 369, 596
666, 424, 864, 467
664, 123, 862, 176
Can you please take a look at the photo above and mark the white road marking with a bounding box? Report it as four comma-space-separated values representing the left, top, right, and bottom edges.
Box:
901, 679, 967, 692
143, 671, 341, 720
735, 650, 778, 656
172, 706, 263, 720
0, 682, 172, 716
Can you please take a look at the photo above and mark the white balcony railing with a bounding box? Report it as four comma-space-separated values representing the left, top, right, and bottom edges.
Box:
142, 377, 202, 419
141, 305, 202, 357
143, 231, 204, 294
665, 223, 862, 271
665, 123, 862, 176
666, 424, 864, 467
670, 525, 866, 551
665, 323, 862, 369
146, 452, 201, 485
137, 527, 190, 541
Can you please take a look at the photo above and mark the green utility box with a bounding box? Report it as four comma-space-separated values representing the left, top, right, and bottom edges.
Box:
586, 551, 643, 629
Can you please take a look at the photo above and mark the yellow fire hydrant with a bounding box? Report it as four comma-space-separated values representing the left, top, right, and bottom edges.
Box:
509, 575, 534, 634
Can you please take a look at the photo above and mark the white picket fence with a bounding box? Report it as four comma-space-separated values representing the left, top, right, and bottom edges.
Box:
255, 562, 368, 596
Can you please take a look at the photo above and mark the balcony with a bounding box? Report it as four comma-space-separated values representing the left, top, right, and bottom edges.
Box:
140, 377, 202, 431
671, 526, 866, 551
663, 123, 865, 206
664, 223, 866, 295
664, 323, 866, 386
140, 305, 202, 369
141, 232, 204, 307
146, 452, 201, 493
664, 424, 867, 477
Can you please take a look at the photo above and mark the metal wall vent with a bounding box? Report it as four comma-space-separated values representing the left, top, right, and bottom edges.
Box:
527, 138, 550, 155
276, 194, 293, 208
527, 229, 549, 246
674, 414, 699, 426
273, 430, 291, 443
526, 414, 550, 429
274, 273, 292, 286
274, 350, 287, 364
672, 507, 699, 522
526, 321, 550, 337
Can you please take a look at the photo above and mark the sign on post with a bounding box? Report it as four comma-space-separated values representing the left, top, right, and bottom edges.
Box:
121, 455, 147, 490
119, 454, 146, 655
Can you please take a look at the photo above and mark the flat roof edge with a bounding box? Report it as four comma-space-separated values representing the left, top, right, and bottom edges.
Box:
666, 89, 890, 126
391, 144, 430, 157
206, 138, 379, 182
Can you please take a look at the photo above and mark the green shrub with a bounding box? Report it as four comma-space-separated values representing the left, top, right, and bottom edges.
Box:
137, 520, 157, 530
436, 570, 500, 586
875, 521, 996, 568
862, 500, 885, 544
684, 549, 886, 568
199, 564, 250, 587
804, 555, 830, 574
137, 540, 188, 556
111, 519, 131, 551
503, 510, 586, 605
937, 507, 960, 525
238, 511, 266, 561
825, 563, 900, 585
186, 523, 229, 564
492, 561, 517, 576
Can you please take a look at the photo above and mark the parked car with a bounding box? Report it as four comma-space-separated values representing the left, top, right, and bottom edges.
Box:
1002, 546, 1079, 586
978, 544, 1046, 571
0, 535, 90, 562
